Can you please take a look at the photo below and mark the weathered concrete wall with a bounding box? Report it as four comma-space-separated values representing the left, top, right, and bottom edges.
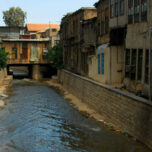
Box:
88, 46, 124, 84
59, 69, 152, 149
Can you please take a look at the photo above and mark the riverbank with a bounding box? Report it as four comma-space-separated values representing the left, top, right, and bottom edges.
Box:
0, 76, 13, 108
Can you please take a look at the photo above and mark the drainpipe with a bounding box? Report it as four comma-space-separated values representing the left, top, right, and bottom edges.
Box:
148, 27, 152, 101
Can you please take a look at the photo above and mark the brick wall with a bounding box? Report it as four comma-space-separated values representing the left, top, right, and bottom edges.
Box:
59, 69, 152, 149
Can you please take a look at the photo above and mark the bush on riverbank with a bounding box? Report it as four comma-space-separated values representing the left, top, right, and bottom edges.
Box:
48, 44, 63, 69
0, 48, 8, 70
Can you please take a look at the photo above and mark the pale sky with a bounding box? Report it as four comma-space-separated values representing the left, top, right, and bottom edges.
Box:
0, 0, 97, 26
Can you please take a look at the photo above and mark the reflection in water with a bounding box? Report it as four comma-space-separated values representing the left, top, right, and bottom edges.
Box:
0, 80, 151, 152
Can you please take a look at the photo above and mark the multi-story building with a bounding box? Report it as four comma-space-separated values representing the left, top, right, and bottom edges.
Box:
108, 0, 127, 84
124, 0, 151, 97
88, 0, 124, 85
60, 7, 97, 76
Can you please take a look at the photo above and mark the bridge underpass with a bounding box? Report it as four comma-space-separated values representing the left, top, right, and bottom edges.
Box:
7, 64, 57, 79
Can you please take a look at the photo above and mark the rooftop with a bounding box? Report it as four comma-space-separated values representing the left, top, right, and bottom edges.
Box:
26, 24, 60, 32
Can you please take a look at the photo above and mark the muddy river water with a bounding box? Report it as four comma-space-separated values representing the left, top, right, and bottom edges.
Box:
0, 80, 151, 152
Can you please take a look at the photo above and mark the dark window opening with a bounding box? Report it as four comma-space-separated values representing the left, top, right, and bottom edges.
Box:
105, 16, 109, 34
110, 0, 114, 18
134, 0, 140, 23
22, 42, 28, 59
131, 49, 137, 80
101, 21, 105, 35
128, 0, 133, 24
145, 49, 149, 83
105, 8, 109, 34
141, 0, 147, 21
52, 28, 57, 32
115, 0, 119, 17
137, 49, 143, 81
110, 27, 126, 45
125, 49, 130, 78
120, 0, 125, 15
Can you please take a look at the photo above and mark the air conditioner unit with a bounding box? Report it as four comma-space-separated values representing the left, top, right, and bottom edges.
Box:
43, 48, 48, 56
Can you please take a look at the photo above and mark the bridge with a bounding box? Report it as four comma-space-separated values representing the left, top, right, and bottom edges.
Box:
2, 38, 56, 79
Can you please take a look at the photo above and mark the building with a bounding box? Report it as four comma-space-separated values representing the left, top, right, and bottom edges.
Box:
81, 17, 97, 75
108, 0, 126, 84
26, 24, 60, 35
0, 26, 25, 39
61, 7, 97, 75
26, 24, 60, 48
124, 0, 151, 97
2, 39, 49, 65
88, 0, 123, 85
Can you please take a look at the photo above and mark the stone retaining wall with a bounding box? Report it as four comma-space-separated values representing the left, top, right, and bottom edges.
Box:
59, 69, 152, 149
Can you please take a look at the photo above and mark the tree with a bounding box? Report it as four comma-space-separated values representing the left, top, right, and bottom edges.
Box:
0, 48, 8, 70
48, 44, 63, 69
3, 7, 26, 27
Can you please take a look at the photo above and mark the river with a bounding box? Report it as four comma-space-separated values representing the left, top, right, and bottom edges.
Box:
0, 80, 151, 152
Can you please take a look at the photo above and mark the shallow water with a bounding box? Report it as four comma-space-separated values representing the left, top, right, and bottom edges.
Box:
0, 80, 151, 152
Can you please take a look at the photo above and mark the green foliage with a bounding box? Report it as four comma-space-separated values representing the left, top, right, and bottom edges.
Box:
48, 44, 63, 69
3, 7, 26, 27
0, 48, 8, 70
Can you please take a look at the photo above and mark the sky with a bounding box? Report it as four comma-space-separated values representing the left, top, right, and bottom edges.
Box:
0, 0, 97, 26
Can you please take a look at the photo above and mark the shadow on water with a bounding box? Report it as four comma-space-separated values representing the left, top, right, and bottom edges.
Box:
0, 80, 151, 152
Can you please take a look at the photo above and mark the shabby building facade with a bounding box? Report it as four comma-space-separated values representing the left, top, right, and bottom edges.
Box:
124, 0, 151, 97
88, 0, 124, 85
61, 8, 97, 76
61, 0, 151, 98
2, 39, 49, 65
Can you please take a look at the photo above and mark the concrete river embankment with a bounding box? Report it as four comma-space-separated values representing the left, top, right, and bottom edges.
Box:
0, 80, 151, 152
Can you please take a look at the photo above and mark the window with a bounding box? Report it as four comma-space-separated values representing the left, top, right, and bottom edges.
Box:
101, 53, 104, 74
125, 49, 130, 78
120, 0, 125, 15
141, 0, 147, 21
131, 49, 137, 80
105, 8, 109, 34
98, 22, 100, 36
128, 0, 133, 24
52, 28, 57, 32
42, 48, 48, 59
22, 42, 28, 59
101, 21, 105, 35
12, 48, 17, 59
115, 0, 119, 17
134, 0, 140, 23
145, 50, 149, 83
101, 10, 105, 35
137, 49, 143, 81
98, 54, 101, 74
110, 0, 114, 18
98, 54, 104, 75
